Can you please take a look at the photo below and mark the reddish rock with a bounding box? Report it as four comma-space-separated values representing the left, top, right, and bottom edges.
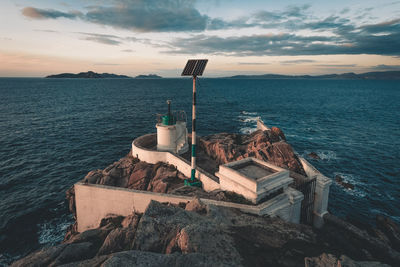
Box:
185, 198, 207, 214
199, 129, 306, 176
128, 161, 153, 190
270, 126, 286, 141
308, 152, 321, 160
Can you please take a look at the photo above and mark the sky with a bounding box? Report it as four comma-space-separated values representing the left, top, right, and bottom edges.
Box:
0, 0, 400, 77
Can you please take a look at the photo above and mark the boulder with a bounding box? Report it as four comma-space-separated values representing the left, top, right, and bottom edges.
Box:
271, 126, 287, 141
185, 198, 207, 214
376, 215, 400, 252
12, 201, 400, 267
127, 161, 153, 190
308, 152, 321, 160
320, 213, 400, 265
335, 175, 355, 190
304, 253, 390, 267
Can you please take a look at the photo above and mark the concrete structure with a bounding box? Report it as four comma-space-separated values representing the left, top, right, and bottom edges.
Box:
156, 121, 188, 154
299, 157, 332, 228
256, 118, 332, 228
131, 133, 220, 192
216, 157, 293, 204
72, 117, 331, 233
74, 182, 303, 232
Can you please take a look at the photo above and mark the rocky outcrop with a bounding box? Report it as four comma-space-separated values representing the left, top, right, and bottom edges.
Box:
13, 200, 400, 267
80, 152, 185, 194
304, 253, 389, 267
308, 152, 321, 160
199, 129, 306, 176
335, 175, 355, 190
319, 213, 400, 265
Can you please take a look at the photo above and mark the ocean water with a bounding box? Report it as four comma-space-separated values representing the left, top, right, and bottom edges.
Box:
0, 78, 399, 264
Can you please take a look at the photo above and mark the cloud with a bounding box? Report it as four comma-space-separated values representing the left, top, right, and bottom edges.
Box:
22, 0, 209, 32
238, 62, 270, 65
315, 64, 357, 67
77, 33, 122, 45
371, 64, 400, 70
166, 17, 400, 56
20, 2, 400, 57
280, 59, 316, 65
22, 7, 81, 19
93, 63, 121, 66
121, 49, 134, 52
34, 29, 59, 33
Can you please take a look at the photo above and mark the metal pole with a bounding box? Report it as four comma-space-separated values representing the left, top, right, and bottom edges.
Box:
191, 76, 197, 181
167, 100, 172, 125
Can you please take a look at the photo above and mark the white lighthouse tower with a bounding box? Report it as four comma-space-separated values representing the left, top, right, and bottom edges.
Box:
156, 100, 189, 154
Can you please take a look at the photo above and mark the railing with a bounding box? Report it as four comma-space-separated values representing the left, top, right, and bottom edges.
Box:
156, 110, 187, 124
296, 177, 317, 225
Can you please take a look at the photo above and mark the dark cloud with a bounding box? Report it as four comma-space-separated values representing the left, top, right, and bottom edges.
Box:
360, 18, 400, 33
372, 64, 400, 70
22, 0, 209, 32
20, 2, 400, 57
22, 7, 81, 19
77, 33, 122, 45
281, 59, 316, 65
166, 34, 346, 56
166, 17, 400, 56
121, 49, 135, 52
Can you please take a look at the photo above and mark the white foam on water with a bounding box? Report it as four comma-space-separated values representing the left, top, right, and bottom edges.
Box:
240, 127, 256, 134
239, 117, 259, 123
303, 150, 338, 161
238, 111, 259, 134
37, 218, 71, 245
240, 111, 257, 115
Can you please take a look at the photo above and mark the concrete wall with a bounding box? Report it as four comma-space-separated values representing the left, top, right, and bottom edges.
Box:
75, 182, 192, 232
131, 135, 220, 192
75, 182, 303, 232
299, 156, 332, 228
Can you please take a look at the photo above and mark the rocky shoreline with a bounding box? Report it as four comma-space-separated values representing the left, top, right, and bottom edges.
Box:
11, 199, 400, 266
11, 128, 400, 266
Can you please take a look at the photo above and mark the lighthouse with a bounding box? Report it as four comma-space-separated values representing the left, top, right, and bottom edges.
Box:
156, 100, 189, 155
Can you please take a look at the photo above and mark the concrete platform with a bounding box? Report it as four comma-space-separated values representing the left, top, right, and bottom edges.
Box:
216, 157, 293, 204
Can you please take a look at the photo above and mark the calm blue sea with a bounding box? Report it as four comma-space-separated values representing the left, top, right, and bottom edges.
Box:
0, 78, 399, 264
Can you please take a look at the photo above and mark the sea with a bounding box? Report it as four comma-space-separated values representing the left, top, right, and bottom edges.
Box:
0, 78, 399, 265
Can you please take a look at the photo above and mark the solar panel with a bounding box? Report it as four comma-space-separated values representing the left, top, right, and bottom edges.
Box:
181, 59, 208, 76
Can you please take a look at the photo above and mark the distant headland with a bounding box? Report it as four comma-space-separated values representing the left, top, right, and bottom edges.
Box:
225, 71, 400, 79
46, 71, 131, 79
135, 74, 162, 79
46, 71, 163, 79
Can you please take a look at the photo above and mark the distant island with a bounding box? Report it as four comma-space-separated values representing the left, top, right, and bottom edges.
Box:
226, 71, 400, 80
46, 71, 131, 78
45, 71, 164, 79
135, 74, 162, 79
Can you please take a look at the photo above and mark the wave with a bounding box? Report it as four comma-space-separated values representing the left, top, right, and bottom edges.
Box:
303, 150, 337, 161
238, 111, 259, 134
240, 111, 257, 115
37, 215, 72, 246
